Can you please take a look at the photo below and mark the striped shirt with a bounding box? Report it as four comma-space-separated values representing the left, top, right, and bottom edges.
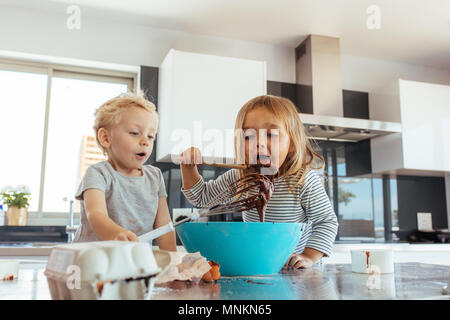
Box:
182, 168, 339, 257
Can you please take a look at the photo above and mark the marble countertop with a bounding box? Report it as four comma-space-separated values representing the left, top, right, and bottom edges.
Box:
332, 243, 450, 252
1, 242, 448, 257
1, 261, 449, 300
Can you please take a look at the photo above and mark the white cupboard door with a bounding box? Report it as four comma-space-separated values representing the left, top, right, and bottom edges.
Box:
399, 80, 450, 171
157, 50, 266, 162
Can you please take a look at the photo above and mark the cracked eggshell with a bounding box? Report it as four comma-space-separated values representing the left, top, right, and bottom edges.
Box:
153, 250, 211, 284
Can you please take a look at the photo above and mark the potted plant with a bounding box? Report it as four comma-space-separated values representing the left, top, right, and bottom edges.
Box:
1, 185, 31, 226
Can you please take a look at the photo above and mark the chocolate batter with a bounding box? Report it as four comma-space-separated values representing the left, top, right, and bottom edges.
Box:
229, 173, 275, 222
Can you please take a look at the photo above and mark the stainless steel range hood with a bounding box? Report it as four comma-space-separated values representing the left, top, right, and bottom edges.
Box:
300, 113, 402, 143
295, 35, 401, 142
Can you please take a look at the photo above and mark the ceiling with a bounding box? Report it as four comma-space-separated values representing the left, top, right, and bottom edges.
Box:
2, 0, 450, 70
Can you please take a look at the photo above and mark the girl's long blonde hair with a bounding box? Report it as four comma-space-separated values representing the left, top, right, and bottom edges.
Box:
234, 95, 324, 190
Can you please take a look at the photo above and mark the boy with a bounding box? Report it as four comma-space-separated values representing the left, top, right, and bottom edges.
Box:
74, 91, 176, 251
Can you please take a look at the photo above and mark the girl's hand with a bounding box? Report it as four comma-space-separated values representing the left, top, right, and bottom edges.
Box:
283, 253, 315, 269
179, 147, 202, 166
113, 229, 138, 242
179, 147, 203, 190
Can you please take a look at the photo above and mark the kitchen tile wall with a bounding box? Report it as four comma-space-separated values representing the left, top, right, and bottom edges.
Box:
396, 175, 448, 240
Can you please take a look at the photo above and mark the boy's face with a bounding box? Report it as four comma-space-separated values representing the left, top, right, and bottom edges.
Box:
242, 106, 292, 175
101, 107, 158, 175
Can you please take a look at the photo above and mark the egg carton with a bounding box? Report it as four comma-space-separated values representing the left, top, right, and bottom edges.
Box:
44, 241, 161, 300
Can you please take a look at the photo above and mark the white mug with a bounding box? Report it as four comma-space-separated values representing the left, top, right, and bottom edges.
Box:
351, 249, 394, 274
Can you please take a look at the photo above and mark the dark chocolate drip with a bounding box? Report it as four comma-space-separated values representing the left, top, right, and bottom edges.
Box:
229, 173, 274, 222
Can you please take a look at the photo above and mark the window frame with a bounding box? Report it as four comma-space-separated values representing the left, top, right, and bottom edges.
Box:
0, 57, 137, 220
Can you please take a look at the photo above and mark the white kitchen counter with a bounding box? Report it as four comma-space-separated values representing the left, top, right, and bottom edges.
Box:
1, 243, 449, 265
325, 243, 450, 266
333, 243, 450, 252
0, 243, 56, 257
1, 242, 449, 300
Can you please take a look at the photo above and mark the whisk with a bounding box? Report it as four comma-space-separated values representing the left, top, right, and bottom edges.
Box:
138, 173, 275, 243
174, 173, 275, 225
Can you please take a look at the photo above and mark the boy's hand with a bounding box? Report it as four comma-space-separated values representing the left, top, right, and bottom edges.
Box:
113, 229, 138, 242
283, 253, 315, 269
179, 147, 202, 166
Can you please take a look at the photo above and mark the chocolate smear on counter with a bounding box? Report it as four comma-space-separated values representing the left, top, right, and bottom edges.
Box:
245, 280, 272, 285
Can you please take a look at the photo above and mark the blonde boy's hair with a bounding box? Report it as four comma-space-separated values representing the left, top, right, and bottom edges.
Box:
93, 90, 157, 153
234, 95, 324, 190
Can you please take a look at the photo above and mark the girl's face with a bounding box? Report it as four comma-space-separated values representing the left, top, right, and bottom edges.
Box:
242, 106, 292, 174
100, 107, 157, 176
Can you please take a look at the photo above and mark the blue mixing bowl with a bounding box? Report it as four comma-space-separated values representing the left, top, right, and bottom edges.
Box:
175, 222, 305, 276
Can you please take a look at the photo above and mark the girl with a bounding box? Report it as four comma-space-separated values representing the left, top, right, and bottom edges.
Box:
74, 91, 176, 251
179, 95, 338, 269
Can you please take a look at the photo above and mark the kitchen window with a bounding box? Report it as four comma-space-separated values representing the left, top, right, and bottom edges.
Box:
335, 176, 384, 240
0, 59, 135, 220
390, 178, 399, 233
43, 75, 129, 212
0, 66, 48, 212
317, 142, 385, 241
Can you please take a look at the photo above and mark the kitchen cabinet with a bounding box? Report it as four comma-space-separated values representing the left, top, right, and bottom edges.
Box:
370, 79, 450, 174
156, 49, 266, 163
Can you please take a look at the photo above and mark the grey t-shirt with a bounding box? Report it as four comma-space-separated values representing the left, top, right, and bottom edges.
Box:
73, 161, 167, 242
